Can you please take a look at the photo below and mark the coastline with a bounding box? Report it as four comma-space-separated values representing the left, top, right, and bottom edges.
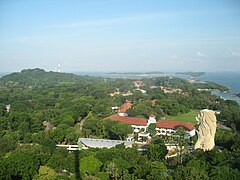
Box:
210, 90, 240, 105
1, 70, 240, 104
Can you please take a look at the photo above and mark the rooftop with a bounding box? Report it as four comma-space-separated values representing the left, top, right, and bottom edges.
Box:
79, 138, 134, 149
103, 114, 147, 126
156, 120, 195, 131
103, 114, 195, 131
118, 102, 132, 113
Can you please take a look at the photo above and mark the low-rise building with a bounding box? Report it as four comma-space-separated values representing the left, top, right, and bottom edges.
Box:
117, 101, 132, 117
78, 138, 134, 149
103, 109, 196, 142
122, 91, 133, 96
156, 120, 195, 137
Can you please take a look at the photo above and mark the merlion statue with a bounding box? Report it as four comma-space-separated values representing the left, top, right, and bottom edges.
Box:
194, 109, 218, 151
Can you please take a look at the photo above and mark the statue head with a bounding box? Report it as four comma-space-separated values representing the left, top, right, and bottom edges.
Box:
195, 109, 217, 151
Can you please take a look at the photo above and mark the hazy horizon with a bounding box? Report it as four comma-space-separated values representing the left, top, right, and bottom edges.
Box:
1, 68, 240, 74
1, 0, 240, 72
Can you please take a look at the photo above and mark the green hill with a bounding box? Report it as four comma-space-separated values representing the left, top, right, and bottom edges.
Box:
0, 68, 96, 87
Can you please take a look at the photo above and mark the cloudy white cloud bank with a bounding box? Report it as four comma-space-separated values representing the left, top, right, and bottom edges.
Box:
196, 51, 207, 57
226, 49, 240, 57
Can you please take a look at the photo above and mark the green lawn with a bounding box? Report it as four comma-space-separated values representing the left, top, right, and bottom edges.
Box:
165, 110, 199, 124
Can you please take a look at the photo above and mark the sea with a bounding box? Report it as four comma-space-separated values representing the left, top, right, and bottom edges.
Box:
196, 72, 240, 104
174, 72, 240, 104
1, 71, 240, 104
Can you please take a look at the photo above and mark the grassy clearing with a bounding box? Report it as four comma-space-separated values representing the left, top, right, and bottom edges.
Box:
165, 110, 199, 124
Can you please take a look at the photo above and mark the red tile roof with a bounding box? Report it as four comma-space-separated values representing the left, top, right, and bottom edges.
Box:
156, 120, 195, 131
103, 114, 147, 126
118, 102, 132, 113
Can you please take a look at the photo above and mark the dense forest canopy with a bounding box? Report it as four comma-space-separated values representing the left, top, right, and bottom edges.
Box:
0, 68, 239, 179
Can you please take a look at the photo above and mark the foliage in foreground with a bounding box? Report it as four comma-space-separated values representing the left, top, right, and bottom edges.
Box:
0, 69, 240, 179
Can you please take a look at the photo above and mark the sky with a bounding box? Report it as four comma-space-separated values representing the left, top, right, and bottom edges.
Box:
0, 0, 240, 72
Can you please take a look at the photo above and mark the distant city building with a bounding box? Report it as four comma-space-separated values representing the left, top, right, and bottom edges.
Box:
109, 88, 133, 97
133, 80, 142, 88
122, 91, 133, 96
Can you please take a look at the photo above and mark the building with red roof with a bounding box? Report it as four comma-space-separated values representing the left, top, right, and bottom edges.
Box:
103, 114, 148, 133
156, 120, 195, 137
156, 121, 195, 131
103, 114, 147, 126
103, 114, 195, 138
103, 102, 196, 141
118, 101, 132, 116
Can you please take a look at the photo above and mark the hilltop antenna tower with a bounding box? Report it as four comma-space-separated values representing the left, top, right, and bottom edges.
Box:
57, 63, 61, 72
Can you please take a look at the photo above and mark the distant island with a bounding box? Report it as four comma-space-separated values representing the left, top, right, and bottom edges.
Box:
175, 72, 206, 77
108, 71, 164, 75
108, 71, 206, 78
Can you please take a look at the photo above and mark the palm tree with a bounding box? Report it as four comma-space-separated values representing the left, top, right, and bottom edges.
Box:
176, 127, 188, 165
106, 162, 119, 180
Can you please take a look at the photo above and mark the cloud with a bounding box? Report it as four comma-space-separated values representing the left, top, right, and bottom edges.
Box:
48, 17, 138, 28
170, 54, 178, 59
139, 53, 147, 58
226, 49, 240, 57
169, 54, 188, 60
169, 54, 188, 64
47, 11, 191, 29
47, 13, 164, 29
196, 51, 207, 57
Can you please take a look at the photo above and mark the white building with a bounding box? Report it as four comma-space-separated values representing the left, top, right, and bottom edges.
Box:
103, 113, 195, 141
78, 138, 134, 149
103, 102, 196, 143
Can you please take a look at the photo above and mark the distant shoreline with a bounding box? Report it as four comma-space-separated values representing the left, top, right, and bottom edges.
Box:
1, 70, 240, 93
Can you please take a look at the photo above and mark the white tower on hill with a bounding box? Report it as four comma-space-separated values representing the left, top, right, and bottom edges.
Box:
57, 63, 61, 72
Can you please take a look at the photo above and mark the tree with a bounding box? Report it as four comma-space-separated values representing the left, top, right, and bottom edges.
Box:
47, 148, 68, 172
126, 102, 153, 118
80, 156, 102, 177
33, 166, 58, 180
0, 132, 18, 156
145, 137, 167, 161
134, 156, 151, 179
148, 123, 156, 137
0, 158, 10, 180
82, 113, 102, 138
0, 103, 5, 117
95, 172, 109, 180
147, 162, 170, 180
209, 165, 240, 179
4, 147, 40, 179
173, 163, 209, 180
175, 127, 188, 164
112, 158, 131, 178
120, 146, 139, 167
95, 148, 116, 164
50, 124, 69, 144
106, 162, 119, 180
111, 122, 132, 140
